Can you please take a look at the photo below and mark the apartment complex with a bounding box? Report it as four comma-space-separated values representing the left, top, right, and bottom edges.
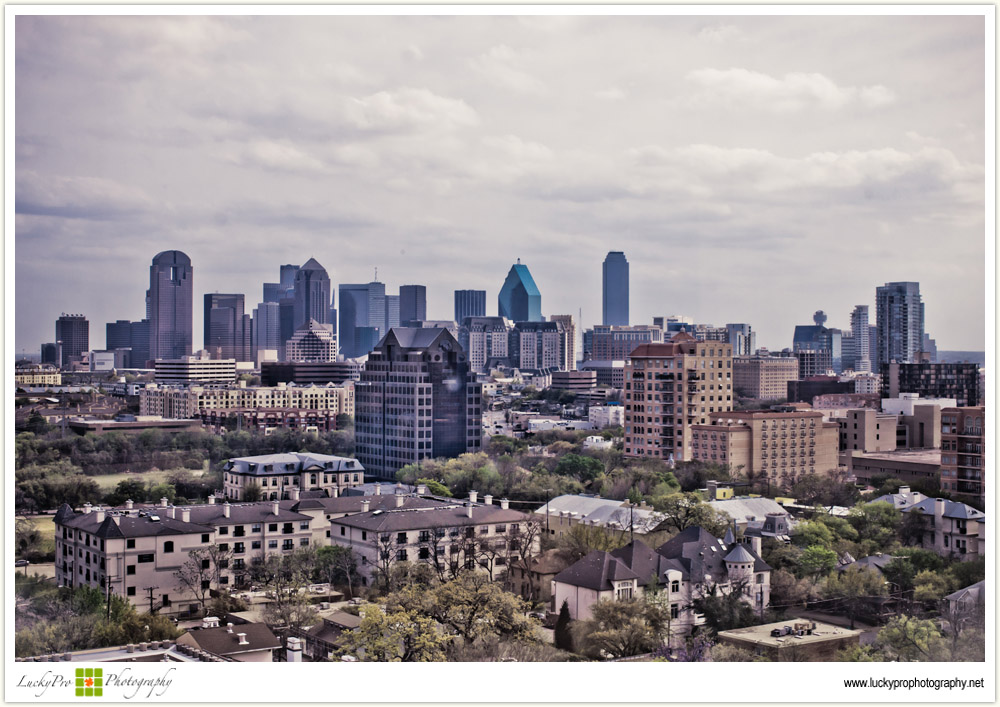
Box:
623, 332, 733, 462
223, 452, 365, 500
733, 355, 799, 400
838, 408, 898, 453
587, 324, 663, 362
882, 361, 981, 407
14, 363, 62, 386
154, 356, 236, 384
459, 316, 513, 373
940, 406, 985, 505
690, 411, 839, 487
355, 328, 483, 478
512, 321, 569, 371
548, 315, 577, 370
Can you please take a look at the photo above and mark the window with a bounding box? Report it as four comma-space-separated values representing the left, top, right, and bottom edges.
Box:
670, 580, 679, 593
268, 540, 278, 549
282, 523, 293, 534
361, 531, 367, 541
300, 522, 309, 531
397, 532, 408, 544
219, 527, 229, 535
340, 527, 346, 536
234, 543, 245, 554
419, 547, 430, 560
202, 559, 211, 569
127, 586, 136, 596
670, 604, 679, 619
126, 565, 136, 575
163, 541, 174, 553
252, 540, 261, 550
126, 539, 135, 549
283, 540, 294, 550
137, 553, 154, 563
219, 543, 229, 551
269, 524, 278, 532
201, 534, 210, 544
234, 526, 245, 537
252, 524, 262, 533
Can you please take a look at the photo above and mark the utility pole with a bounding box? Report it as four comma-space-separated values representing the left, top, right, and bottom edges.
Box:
629, 502, 634, 544
144, 586, 158, 615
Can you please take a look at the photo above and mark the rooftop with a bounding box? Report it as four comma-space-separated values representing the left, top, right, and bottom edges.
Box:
851, 449, 942, 465
332, 503, 528, 532
718, 619, 862, 648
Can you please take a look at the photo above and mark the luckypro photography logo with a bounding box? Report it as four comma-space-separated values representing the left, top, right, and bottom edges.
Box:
75, 668, 103, 698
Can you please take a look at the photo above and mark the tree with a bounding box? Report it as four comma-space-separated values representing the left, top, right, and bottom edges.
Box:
912, 570, 955, 602
798, 545, 838, 578
416, 478, 451, 497
554, 600, 574, 652
14, 517, 42, 561
315, 545, 358, 599
242, 482, 263, 503
572, 599, 669, 659
847, 502, 901, 555
769, 568, 815, 611
692, 580, 758, 635
653, 493, 730, 536
338, 605, 447, 662
711, 643, 767, 662
248, 548, 318, 629
793, 521, 835, 550
553, 454, 604, 485
876, 615, 947, 662
822, 565, 887, 629
173, 548, 214, 612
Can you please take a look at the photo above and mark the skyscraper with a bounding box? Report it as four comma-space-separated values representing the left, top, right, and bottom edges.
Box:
602, 251, 629, 326
204, 293, 251, 361
725, 323, 756, 356
293, 258, 332, 329
454, 290, 486, 323
253, 301, 281, 359
399, 285, 427, 323
549, 314, 577, 370
339, 282, 389, 359
876, 282, 924, 365
498, 261, 541, 322
106, 320, 133, 350
55, 313, 89, 367
850, 305, 871, 372
147, 250, 193, 360
286, 320, 337, 362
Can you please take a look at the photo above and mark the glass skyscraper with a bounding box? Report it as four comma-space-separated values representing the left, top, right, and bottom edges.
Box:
876, 282, 924, 365
498, 261, 542, 322
454, 289, 486, 323
147, 250, 193, 360
602, 251, 629, 326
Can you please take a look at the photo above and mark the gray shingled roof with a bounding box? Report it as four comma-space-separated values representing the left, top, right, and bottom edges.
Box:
185, 503, 312, 525
724, 544, 756, 564
903, 498, 986, 521
226, 452, 363, 475
552, 550, 638, 592
284, 495, 448, 516
944, 580, 985, 604
332, 503, 529, 532
59, 510, 214, 538
708, 497, 786, 524
182, 623, 280, 656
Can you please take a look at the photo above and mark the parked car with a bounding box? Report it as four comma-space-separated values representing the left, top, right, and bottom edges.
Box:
14, 560, 29, 567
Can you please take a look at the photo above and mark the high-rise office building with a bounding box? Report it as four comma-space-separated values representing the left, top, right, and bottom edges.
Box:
921, 333, 938, 362
280, 264, 300, 290
147, 250, 193, 360
792, 311, 842, 374
512, 321, 568, 370
55, 314, 89, 367
385, 294, 400, 331
339, 282, 391, 358
204, 294, 251, 361
849, 305, 871, 372
725, 323, 756, 356
498, 261, 542, 322
293, 258, 332, 329
278, 297, 296, 361
106, 320, 132, 350
459, 316, 513, 373
454, 290, 486, 323
262, 282, 284, 303
130, 321, 151, 367
602, 251, 629, 326
253, 301, 281, 359
549, 315, 577, 370
399, 285, 427, 323
40, 343, 59, 365
876, 282, 924, 365
285, 320, 337, 362
355, 328, 482, 477
587, 324, 663, 362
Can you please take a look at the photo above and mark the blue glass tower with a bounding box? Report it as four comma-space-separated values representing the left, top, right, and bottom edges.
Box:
498, 261, 542, 322
602, 251, 629, 326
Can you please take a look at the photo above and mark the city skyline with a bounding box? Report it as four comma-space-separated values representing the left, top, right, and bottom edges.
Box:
14, 14, 988, 355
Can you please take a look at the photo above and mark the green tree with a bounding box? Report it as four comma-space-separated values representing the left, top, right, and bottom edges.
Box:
847, 502, 901, 554
339, 605, 447, 662
876, 615, 948, 662
711, 643, 768, 662
769, 568, 815, 611
823, 566, 887, 629
242, 482, 263, 502
882, 558, 916, 591
653, 493, 731, 536
554, 600, 574, 652
793, 521, 834, 550
104, 478, 148, 506
912, 570, 955, 602
798, 546, 838, 578
692, 581, 758, 635
572, 599, 669, 659
553, 454, 604, 484
416, 478, 451, 497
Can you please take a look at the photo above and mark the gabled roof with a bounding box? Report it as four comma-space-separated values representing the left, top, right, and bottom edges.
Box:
903, 498, 985, 521
838, 555, 896, 574
944, 580, 985, 604
180, 623, 280, 656
552, 550, 638, 592
707, 497, 787, 525
611, 540, 674, 586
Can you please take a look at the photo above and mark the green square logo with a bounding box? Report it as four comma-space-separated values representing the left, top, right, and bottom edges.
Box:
76, 689, 84, 697
74, 667, 104, 697
76, 678, 84, 688
94, 689, 103, 697
85, 669, 93, 678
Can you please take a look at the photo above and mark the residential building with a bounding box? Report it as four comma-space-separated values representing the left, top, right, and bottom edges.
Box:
588, 324, 663, 362
882, 361, 981, 407
14, 363, 62, 386
623, 332, 733, 462
792, 311, 842, 373
175, 620, 280, 662
726, 323, 756, 356
399, 285, 427, 323
458, 316, 513, 373
153, 354, 236, 384
260, 361, 360, 387
602, 251, 629, 326
293, 611, 361, 662
717, 620, 861, 661
204, 294, 252, 362
838, 409, 897, 453
551, 528, 771, 643
285, 320, 337, 362
550, 370, 596, 392
580, 360, 626, 389
848, 449, 940, 488
512, 320, 568, 371
899, 497, 986, 558
589, 403, 624, 429
507, 549, 575, 604
355, 328, 482, 478
498, 260, 542, 322
147, 250, 193, 360
848, 305, 872, 372
56, 313, 89, 367
794, 349, 827, 379
549, 314, 577, 370
940, 407, 985, 505
690, 411, 839, 488
329, 493, 535, 585
733, 355, 799, 400
876, 281, 924, 365
223, 452, 365, 500
293, 258, 332, 329
535, 494, 663, 539
787, 377, 854, 404
454, 289, 486, 323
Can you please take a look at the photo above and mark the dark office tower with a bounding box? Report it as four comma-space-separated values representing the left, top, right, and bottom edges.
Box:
876, 281, 924, 365
278, 297, 296, 361
130, 320, 151, 367
339, 282, 389, 359
602, 251, 629, 326
339, 284, 368, 359
40, 343, 58, 365
263, 282, 283, 303
280, 264, 300, 290
253, 301, 281, 357
399, 285, 427, 323
204, 293, 251, 361
921, 333, 938, 362
454, 290, 486, 323
55, 314, 89, 367
498, 260, 542, 322
868, 325, 879, 372
147, 250, 193, 360
293, 258, 332, 329
385, 294, 400, 330
106, 320, 133, 350
849, 305, 871, 373
792, 310, 842, 374
355, 328, 482, 478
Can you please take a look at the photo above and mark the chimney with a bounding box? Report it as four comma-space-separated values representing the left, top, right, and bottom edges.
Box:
160, 497, 169, 508
935, 498, 946, 519
467, 503, 474, 518
272, 501, 280, 516
286, 636, 303, 662
500, 499, 509, 510
362, 499, 370, 513
484, 495, 493, 506
112, 515, 121, 526
290, 487, 300, 501
237, 633, 249, 646
168, 506, 176, 520
395, 494, 404, 508
639, 500, 647, 509
181, 509, 191, 523
899, 486, 911, 497
469, 490, 478, 505
208, 495, 216, 505
226, 623, 234, 634
223, 502, 231, 519
750, 536, 762, 556
125, 499, 134, 509
416, 484, 428, 495
375, 485, 381, 496
95, 509, 105, 523
83, 503, 92, 515
707, 480, 718, 499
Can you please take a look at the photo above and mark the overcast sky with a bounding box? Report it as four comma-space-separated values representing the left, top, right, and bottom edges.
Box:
14, 13, 988, 355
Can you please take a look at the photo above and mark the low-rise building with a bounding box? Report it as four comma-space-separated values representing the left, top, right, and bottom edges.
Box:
550, 370, 596, 392
717, 619, 861, 661
14, 363, 63, 386
223, 452, 366, 501
733, 355, 799, 400
838, 408, 897, 453
579, 360, 625, 389
848, 449, 941, 488
175, 619, 280, 662
899, 497, 985, 559
154, 356, 236, 384
589, 403, 624, 429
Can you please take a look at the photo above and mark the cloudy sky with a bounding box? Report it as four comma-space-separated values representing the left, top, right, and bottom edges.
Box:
14, 12, 988, 355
